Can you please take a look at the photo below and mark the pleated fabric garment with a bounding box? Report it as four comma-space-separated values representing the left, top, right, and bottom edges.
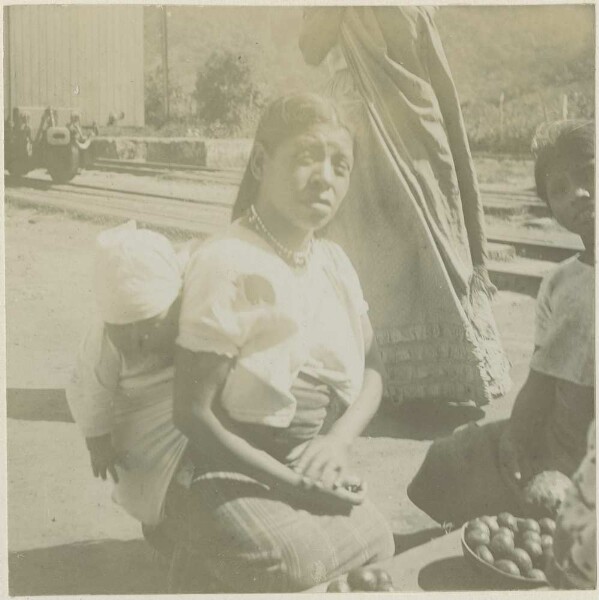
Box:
318, 6, 511, 406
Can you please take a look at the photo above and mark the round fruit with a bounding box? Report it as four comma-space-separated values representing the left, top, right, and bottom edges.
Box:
521, 540, 543, 567
327, 579, 351, 593
466, 518, 486, 530
376, 583, 396, 592
466, 529, 490, 548
543, 544, 554, 566
371, 569, 393, 588
526, 568, 548, 582
497, 525, 515, 537
494, 559, 521, 576
519, 519, 541, 534
490, 534, 515, 557
540, 534, 554, 550
518, 530, 542, 545
522, 471, 571, 518
466, 521, 491, 538
347, 567, 379, 591
539, 518, 556, 536
475, 545, 495, 565
466, 519, 491, 538
345, 484, 363, 493
480, 515, 500, 534
509, 548, 533, 573
497, 512, 518, 532
373, 569, 393, 584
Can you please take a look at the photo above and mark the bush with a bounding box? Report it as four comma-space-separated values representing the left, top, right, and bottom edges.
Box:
145, 66, 188, 128
193, 49, 268, 136
463, 83, 594, 154
145, 66, 165, 127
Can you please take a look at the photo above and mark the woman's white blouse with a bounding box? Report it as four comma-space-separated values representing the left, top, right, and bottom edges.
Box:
177, 222, 369, 427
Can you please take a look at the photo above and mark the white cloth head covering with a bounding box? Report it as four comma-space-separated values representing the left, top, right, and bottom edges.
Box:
94, 221, 183, 325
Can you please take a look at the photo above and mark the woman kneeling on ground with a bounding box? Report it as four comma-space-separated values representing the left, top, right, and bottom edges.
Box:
171, 92, 394, 592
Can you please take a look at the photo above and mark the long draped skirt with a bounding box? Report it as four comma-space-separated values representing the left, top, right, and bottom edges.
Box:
322, 7, 512, 406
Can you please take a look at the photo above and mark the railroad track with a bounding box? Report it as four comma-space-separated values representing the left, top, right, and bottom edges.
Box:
7, 173, 234, 209
5, 165, 582, 296
93, 158, 243, 186
5, 174, 233, 236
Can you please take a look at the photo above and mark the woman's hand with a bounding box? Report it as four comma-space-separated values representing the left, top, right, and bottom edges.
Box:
86, 433, 120, 483
295, 473, 366, 513
289, 314, 384, 491
291, 434, 350, 490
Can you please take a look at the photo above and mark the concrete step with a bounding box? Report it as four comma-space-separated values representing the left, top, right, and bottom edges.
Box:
487, 242, 516, 262
488, 256, 556, 297
480, 185, 544, 219
91, 137, 253, 170
483, 196, 549, 219
487, 224, 583, 262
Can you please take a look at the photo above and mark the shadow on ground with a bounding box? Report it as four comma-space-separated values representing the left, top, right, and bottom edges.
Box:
7, 388, 73, 423
7, 388, 486, 441
9, 539, 168, 596
393, 527, 446, 555
365, 400, 485, 441
9, 529, 457, 595
418, 555, 484, 591
5, 175, 54, 191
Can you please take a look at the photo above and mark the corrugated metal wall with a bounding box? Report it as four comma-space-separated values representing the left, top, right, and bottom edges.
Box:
4, 5, 144, 127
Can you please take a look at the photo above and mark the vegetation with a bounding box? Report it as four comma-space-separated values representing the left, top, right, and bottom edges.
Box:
193, 50, 267, 136
437, 5, 595, 153
143, 5, 594, 153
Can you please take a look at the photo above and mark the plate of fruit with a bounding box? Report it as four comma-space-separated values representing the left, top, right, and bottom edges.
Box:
461, 513, 555, 589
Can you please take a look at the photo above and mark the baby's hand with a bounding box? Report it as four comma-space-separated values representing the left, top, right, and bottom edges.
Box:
86, 434, 120, 483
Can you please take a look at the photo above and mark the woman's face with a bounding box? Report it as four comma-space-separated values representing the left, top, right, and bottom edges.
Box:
256, 122, 354, 233
546, 158, 595, 241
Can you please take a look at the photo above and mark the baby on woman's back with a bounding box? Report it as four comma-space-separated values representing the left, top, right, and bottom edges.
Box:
67, 222, 198, 526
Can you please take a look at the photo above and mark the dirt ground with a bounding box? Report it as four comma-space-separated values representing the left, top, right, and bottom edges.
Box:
5, 202, 536, 595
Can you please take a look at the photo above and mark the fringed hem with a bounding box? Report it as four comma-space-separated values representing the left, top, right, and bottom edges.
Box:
376, 289, 512, 408
377, 322, 473, 345
384, 380, 489, 406
471, 264, 498, 301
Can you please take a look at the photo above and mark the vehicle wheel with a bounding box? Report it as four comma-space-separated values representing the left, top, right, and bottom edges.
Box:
6, 136, 33, 177
6, 159, 31, 178
47, 145, 79, 183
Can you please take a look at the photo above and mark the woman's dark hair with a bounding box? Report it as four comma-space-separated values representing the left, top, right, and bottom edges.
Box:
532, 120, 595, 203
231, 93, 351, 222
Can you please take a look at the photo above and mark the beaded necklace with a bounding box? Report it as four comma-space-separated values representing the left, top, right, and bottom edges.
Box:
248, 204, 313, 269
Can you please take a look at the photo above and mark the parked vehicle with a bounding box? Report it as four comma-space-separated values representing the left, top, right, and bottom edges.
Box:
5, 106, 98, 183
